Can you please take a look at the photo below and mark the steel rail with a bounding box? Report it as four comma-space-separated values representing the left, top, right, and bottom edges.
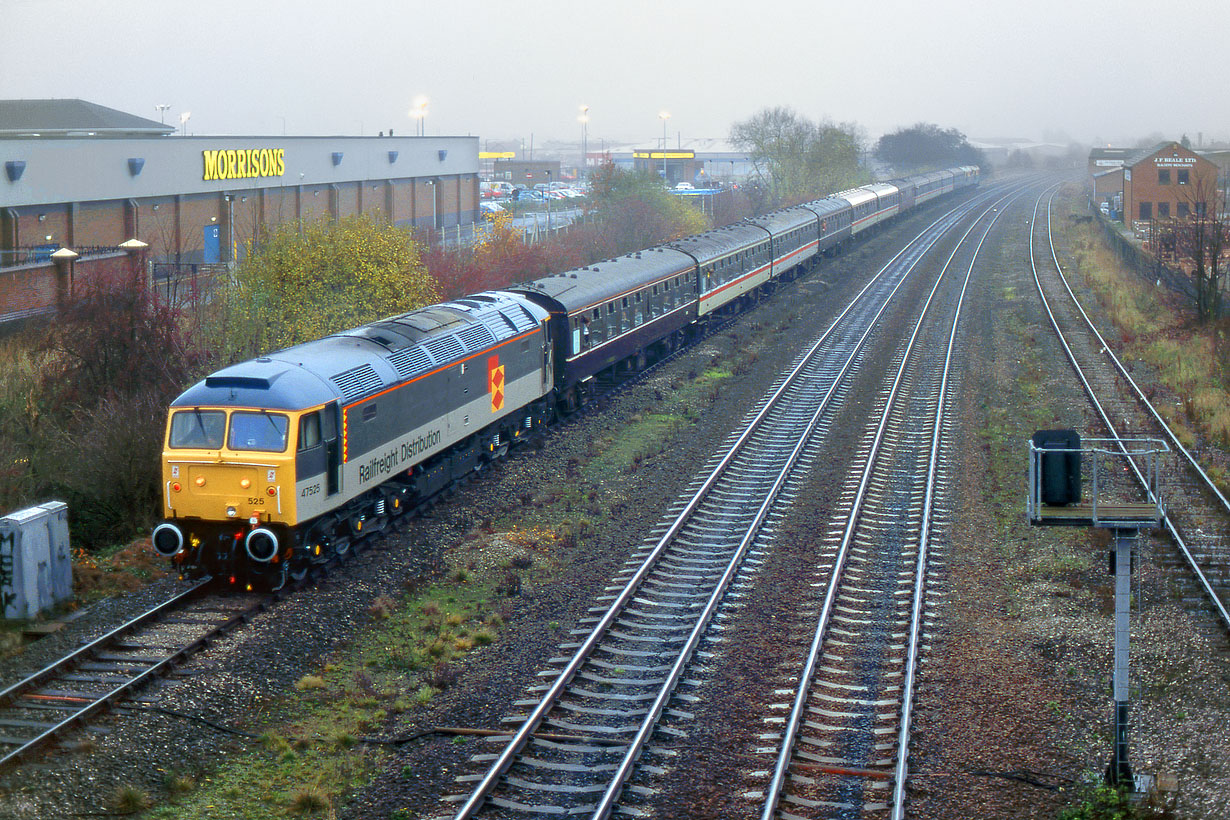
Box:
592, 186, 1022, 820
0, 578, 212, 709
451, 189, 998, 820
0, 577, 222, 768
888, 185, 1028, 819
1031, 188, 1230, 631
762, 184, 1027, 820
1044, 196, 1230, 515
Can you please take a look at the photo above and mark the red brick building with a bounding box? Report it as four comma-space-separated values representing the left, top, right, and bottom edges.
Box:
1122, 142, 1220, 231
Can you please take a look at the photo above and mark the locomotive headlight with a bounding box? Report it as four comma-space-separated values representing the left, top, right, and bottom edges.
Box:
240, 478, 251, 489
151, 523, 184, 557
195, 476, 206, 487
226, 506, 237, 517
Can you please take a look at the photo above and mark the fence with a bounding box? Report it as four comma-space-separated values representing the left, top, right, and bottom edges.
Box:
1092, 208, 1197, 303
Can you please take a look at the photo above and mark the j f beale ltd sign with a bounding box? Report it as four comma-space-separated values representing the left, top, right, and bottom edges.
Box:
202, 148, 286, 181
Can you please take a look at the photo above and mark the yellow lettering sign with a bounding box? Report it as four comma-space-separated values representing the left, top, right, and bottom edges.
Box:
202, 148, 287, 181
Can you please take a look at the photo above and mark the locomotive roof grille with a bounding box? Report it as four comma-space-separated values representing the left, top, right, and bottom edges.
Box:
456, 322, 497, 351
387, 346, 433, 380
424, 334, 464, 363
331, 364, 384, 402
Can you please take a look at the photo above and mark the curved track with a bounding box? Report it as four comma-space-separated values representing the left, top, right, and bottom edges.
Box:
1030, 186, 1230, 631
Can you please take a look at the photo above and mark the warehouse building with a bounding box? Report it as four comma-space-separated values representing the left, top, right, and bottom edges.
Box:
1088, 141, 1221, 232
1, 99, 479, 321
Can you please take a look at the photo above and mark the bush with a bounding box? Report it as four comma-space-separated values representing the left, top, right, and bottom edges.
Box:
0, 260, 206, 548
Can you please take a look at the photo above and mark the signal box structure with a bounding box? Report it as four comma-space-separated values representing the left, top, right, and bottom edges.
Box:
1027, 430, 1166, 791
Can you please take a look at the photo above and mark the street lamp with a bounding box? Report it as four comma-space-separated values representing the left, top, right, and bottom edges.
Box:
545, 169, 552, 233
425, 179, 437, 234
579, 105, 589, 179
154, 104, 171, 124
659, 111, 671, 182
410, 96, 429, 137
179, 111, 191, 136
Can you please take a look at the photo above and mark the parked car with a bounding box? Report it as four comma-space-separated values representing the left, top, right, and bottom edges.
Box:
674, 182, 695, 191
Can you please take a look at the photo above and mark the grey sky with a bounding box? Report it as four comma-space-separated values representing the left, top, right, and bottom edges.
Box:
2, 0, 1226, 147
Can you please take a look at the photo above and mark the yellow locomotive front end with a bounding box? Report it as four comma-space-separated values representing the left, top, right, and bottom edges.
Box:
154, 406, 299, 586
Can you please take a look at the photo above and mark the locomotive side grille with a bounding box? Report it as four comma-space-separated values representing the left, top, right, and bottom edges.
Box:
331, 364, 383, 402
424, 335, 464, 364
388, 346, 433, 380
456, 323, 497, 352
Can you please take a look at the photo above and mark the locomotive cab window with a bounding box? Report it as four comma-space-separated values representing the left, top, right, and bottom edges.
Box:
229, 411, 290, 452
298, 411, 322, 451
169, 409, 226, 449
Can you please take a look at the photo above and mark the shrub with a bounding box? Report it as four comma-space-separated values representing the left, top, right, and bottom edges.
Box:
288, 786, 330, 815
294, 674, 326, 691
110, 784, 152, 813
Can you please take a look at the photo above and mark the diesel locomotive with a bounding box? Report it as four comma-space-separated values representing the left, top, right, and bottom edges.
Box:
151, 165, 979, 588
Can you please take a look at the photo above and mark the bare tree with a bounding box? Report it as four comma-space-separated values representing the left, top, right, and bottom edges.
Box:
1176, 175, 1229, 323
730, 107, 864, 208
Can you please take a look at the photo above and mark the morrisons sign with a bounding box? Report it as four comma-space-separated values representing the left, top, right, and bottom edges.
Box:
203, 148, 286, 181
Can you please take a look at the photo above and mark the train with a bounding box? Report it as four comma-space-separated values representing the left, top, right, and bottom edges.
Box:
150, 165, 980, 588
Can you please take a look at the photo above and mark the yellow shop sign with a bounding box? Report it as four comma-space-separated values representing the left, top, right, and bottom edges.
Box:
203, 148, 286, 181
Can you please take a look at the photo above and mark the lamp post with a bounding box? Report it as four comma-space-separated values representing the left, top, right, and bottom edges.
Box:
659, 111, 671, 183
425, 179, 437, 235
579, 105, 589, 179
223, 195, 235, 266
545, 169, 552, 233
154, 104, 171, 124
179, 111, 191, 136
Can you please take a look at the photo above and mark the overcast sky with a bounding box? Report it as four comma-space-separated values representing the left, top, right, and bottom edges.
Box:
2, 0, 1226, 148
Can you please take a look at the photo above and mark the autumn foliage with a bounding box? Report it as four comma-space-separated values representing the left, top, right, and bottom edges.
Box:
0, 256, 206, 547
206, 214, 439, 362
427, 165, 711, 298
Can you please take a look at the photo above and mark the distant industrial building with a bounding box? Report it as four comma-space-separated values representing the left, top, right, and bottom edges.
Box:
1, 99, 479, 322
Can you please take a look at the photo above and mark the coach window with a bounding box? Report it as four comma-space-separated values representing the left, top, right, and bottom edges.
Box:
298, 411, 322, 451
1158, 169, 1170, 185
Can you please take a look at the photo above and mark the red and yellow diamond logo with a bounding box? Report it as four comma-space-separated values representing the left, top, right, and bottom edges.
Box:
488, 355, 505, 412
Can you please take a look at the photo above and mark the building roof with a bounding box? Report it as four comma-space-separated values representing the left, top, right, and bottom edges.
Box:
1089, 147, 1133, 162
0, 99, 175, 137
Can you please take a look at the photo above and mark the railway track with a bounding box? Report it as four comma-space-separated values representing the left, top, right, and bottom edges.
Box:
757, 187, 1026, 820
1030, 186, 1230, 632
0, 579, 267, 768
437, 186, 1013, 819
0, 250, 788, 774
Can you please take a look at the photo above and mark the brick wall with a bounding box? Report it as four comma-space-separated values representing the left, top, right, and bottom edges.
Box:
1124, 143, 1220, 226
